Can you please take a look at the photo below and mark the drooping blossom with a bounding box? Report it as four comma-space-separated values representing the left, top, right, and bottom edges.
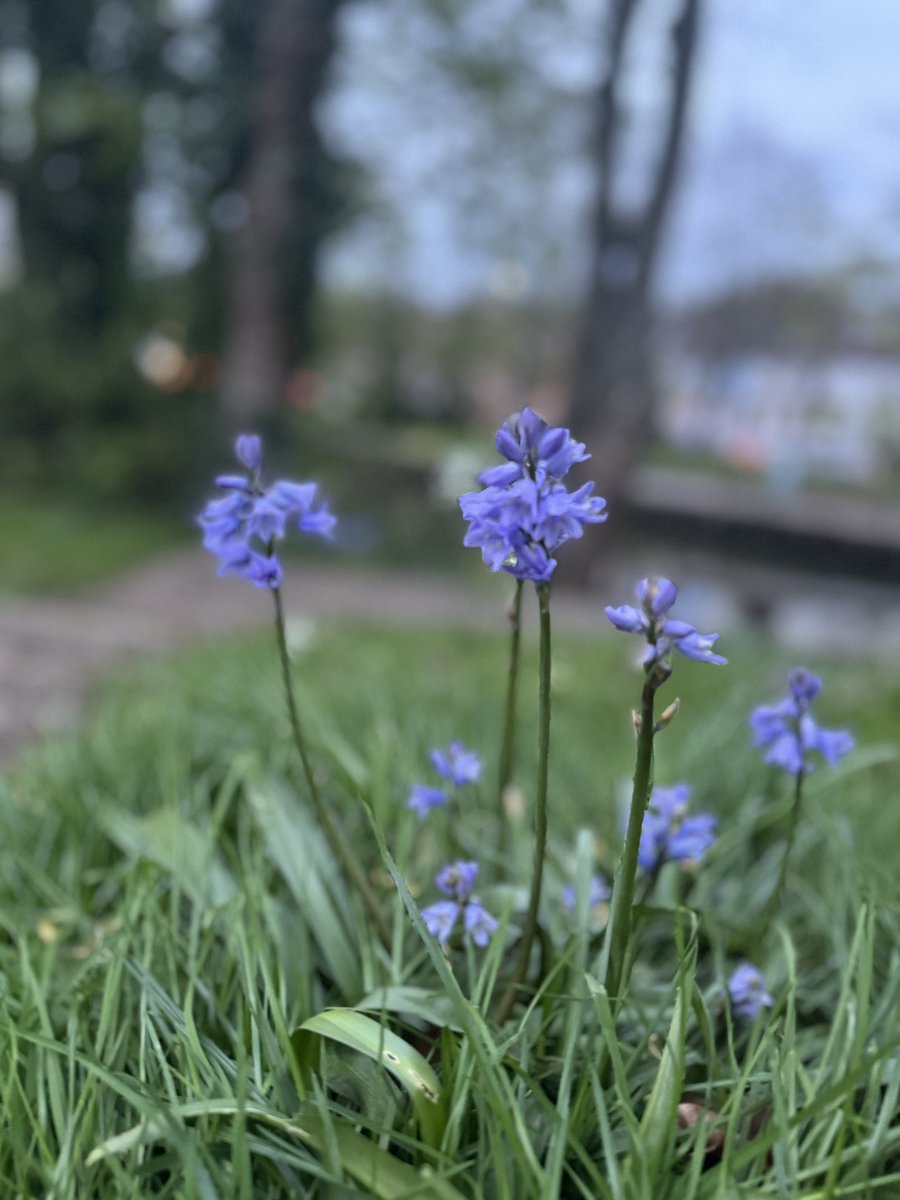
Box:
407, 784, 447, 819
408, 741, 481, 819
605, 577, 727, 668
749, 668, 854, 776
430, 742, 482, 787
728, 962, 774, 1021
637, 783, 717, 872
198, 435, 335, 588
420, 861, 498, 947
460, 408, 607, 583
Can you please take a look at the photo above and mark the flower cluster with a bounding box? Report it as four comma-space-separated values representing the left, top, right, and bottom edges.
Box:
638, 783, 717, 872
749, 668, 854, 776
459, 407, 607, 583
198, 434, 335, 588
606, 577, 727, 668
408, 741, 482, 819
727, 962, 774, 1021
421, 861, 498, 947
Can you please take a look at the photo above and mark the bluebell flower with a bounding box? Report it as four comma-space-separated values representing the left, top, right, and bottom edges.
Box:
749, 668, 854, 776
561, 874, 611, 916
420, 861, 498, 947
409, 741, 481, 819
435, 860, 480, 900
479, 406, 590, 488
199, 435, 335, 588
463, 901, 499, 947
727, 962, 774, 1021
460, 409, 606, 583
407, 784, 447, 819
421, 900, 459, 943
605, 577, 727, 668
637, 783, 717, 872
430, 742, 482, 787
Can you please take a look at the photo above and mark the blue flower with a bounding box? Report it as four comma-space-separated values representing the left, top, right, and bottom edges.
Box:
728, 962, 774, 1021
199, 435, 335, 588
430, 742, 482, 787
435, 860, 479, 901
460, 409, 606, 583
749, 668, 854, 776
605, 577, 727, 667
407, 784, 447, 819
421, 900, 459, 943
479, 406, 590, 487
420, 861, 498, 947
409, 741, 481, 819
637, 784, 717, 872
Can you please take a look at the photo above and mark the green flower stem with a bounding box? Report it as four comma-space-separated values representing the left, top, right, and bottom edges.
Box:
754, 768, 805, 946
494, 583, 551, 1025
272, 587, 392, 948
496, 579, 524, 857
603, 676, 656, 1007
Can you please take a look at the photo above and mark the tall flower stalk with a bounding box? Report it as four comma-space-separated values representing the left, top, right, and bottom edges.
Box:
494, 582, 552, 1024
272, 586, 392, 946
459, 407, 607, 1021
602, 578, 726, 1005
495, 579, 524, 856
199, 435, 391, 947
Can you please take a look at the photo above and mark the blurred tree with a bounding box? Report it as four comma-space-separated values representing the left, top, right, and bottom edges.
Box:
0, 0, 357, 499
215, 0, 349, 424
568, 0, 701, 508
0, 0, 170, 497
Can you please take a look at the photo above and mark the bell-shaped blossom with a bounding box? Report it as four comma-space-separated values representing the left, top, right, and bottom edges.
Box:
408, 740, 481, 819
637, 783, 717, 872
728, 962, 774, 1021
407, 784, 447, 819
749, 668, 854, 776
420, 861, 498, 947
460, 409, 606, 583
430, 742, 482, 787
605, 577, 727, 667
199, 435, 335, 588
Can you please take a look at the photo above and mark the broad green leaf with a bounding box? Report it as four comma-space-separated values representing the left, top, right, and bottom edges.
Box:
248, 783, 362, 997
623, 938, 695, 1196
295, 1008, 446, 1148
100, 807, 237, 908
357, 986, 459, 1030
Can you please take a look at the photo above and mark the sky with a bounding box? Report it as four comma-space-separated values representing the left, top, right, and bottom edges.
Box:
323, 0, 900, 306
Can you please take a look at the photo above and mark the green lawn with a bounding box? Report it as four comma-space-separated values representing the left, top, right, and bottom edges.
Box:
0, 493, 185, 595
2, 618, 899, 1196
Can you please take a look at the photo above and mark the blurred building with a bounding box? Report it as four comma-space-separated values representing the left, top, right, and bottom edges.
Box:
659, 345, 900, 488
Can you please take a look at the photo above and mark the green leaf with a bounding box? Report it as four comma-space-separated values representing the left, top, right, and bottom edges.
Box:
295, 1008, 446, 1148
86, 1099, 467, 1199
357, 986, 460, 1030
247, 783, 362, 997
623, 941, 695, 1195
100, 807, 237, 908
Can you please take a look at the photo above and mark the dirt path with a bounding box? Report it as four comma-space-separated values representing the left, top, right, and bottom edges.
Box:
3, 544, 898, 763
0, 549, 604, 762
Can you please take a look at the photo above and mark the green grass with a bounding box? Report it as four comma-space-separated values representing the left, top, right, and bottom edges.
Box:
2, 617, 900, 1196
0, 493, 185, 595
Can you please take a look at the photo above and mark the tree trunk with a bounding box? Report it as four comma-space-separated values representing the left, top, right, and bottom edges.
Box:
220, 0, 342, 425
568, 0, 700, 521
